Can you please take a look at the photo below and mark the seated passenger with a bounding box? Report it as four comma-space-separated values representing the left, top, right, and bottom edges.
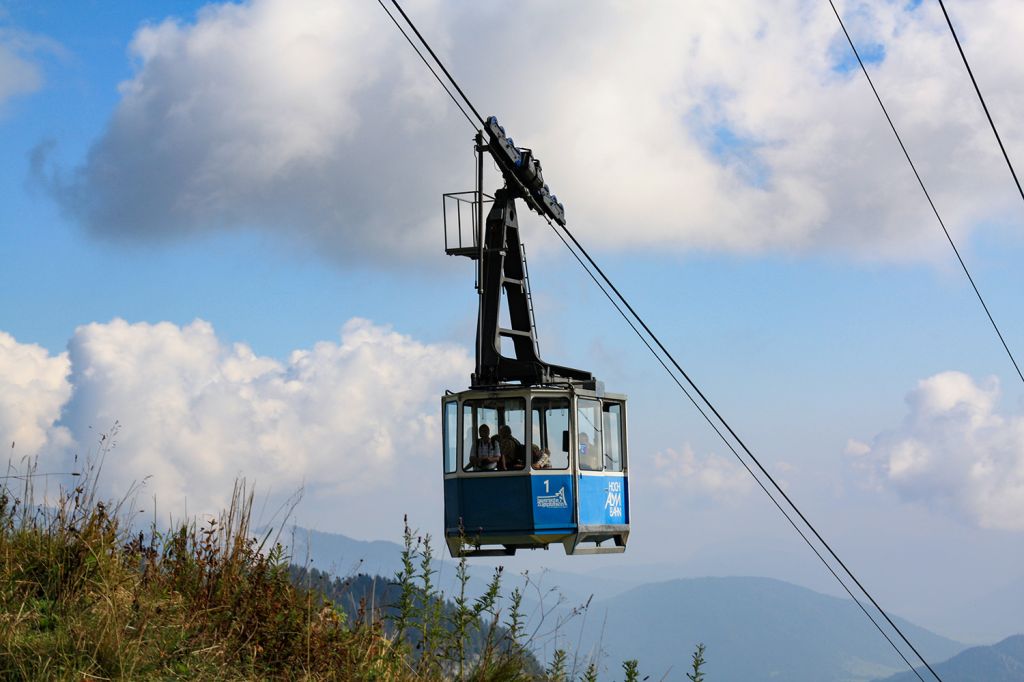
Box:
497, 424, 524, 470
531, 444, 552, 469
469, 424, 500, 471
579, 432, 601, 471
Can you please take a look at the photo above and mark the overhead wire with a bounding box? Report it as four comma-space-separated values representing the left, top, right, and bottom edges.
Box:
462, 27, 937, 675
374, 0, 479, 132
544, 218, 927, 682
828, 0, 1023, 389
377, 1, 939, 679
388, 0, 487, 128
544, 205, 941, 681
937, 0, 1024, 216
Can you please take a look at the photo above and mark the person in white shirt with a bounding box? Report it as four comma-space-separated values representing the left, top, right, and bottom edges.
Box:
469, 424, 500, 471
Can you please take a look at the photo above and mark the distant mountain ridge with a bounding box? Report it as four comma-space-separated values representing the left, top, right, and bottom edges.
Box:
577, 576, 965, 682
877, 634, 1024, 682
268, 527, 979, 681
270, 525, 637, 602
275, 525, 407, 578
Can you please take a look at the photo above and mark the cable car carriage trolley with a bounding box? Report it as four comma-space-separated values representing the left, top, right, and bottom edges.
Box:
441, 116, 629, 557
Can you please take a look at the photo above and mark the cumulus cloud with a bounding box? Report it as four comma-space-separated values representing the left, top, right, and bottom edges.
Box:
0, 332, 72, 455
848, 371, 1024, 530
36, 0, 1024, 262
0, 319, 470, 531
0, 27, 55, 115
39, 0, 463, 261
652, 443, 753, 500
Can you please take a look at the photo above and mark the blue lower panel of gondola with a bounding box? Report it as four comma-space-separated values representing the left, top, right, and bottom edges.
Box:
444, 474, 576, 543
446, 476, 534, 535
443, 477, 460, 531
576, 474, 629, 527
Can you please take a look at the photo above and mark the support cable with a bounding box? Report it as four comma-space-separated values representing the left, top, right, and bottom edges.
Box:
376, 3, 937, 679
937, 0, 1024, 218
548, 213, 941, 682
546, 224, 926, 681
374, 0, 479, 132
389, 0, 488, 128
829, 0, 1024, 388
508, 130, 939, 681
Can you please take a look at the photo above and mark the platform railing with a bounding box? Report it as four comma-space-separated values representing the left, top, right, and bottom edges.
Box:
443, 191, 493, 258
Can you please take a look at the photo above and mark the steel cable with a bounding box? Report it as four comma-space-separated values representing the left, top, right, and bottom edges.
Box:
829, 0, 1023, 389
377, 2, 941, 678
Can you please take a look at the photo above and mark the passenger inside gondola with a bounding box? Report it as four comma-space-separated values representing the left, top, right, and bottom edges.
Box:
469, 424, 500, 470
579, 432, 601, 470
461, 397, 527, 472
531, 444, 551, 469
531, 396, 570, 469
497, 424, 525, 470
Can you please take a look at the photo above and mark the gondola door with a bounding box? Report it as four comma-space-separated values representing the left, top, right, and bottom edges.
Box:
529, 394, 575, 534
575, 396, 628, 528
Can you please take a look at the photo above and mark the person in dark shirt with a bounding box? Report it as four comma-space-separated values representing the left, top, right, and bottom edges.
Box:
497, 424, 524, 470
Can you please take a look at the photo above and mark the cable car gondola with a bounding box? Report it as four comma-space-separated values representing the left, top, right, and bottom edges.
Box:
440, 116, 629, 557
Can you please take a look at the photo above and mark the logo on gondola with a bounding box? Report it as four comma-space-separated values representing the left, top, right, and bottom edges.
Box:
604, 481, 623, 518
536, 486, 568, 509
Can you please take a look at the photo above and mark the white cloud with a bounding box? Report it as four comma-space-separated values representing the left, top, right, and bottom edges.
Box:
40, 0, 461, 261
0, 319, 470, 531
652, 443, 753, 500
38, 0, 1024, 262
849, 371, 1024, 530
0, 27, 51, 114
0, 332, 71, 455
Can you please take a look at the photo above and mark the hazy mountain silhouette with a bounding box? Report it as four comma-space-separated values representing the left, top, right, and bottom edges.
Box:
266, 527, 971, 681
577, 576, 964, 682
877, 634, 1024, 682
272, 525, 635, 602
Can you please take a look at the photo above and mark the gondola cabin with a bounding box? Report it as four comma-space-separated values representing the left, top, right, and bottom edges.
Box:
442, 386, 629, 556
440, 115, 630, 557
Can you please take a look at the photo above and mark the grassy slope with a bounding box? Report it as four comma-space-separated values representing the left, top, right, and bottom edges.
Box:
0, 482, 400, 680
0, 463, 610, 681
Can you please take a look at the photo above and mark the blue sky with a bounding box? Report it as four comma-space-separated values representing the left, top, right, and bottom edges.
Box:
2, 0, 1024, 645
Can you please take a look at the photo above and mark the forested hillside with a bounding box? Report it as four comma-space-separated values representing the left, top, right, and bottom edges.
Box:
0, 470, 654, 680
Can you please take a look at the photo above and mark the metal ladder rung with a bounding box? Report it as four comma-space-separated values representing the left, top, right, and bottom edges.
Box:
499, 328, 533, 339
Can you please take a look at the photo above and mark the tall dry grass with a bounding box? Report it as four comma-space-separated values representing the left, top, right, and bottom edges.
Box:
0, 429, 679, 681
0, 432, 401, 680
